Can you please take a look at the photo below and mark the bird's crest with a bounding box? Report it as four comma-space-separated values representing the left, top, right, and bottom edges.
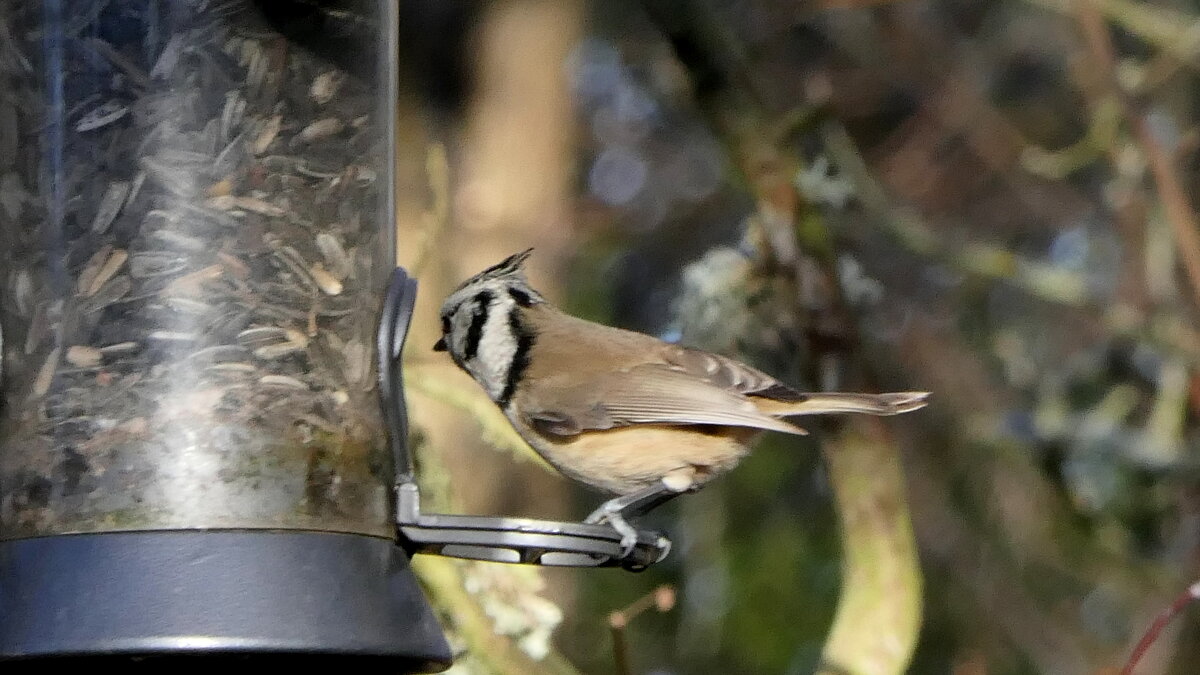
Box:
454, 248, 534, 292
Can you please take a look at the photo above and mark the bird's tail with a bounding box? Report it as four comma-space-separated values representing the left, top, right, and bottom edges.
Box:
757, 391, 930, 417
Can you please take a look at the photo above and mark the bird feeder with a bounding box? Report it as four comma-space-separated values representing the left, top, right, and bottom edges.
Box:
0, 0, 668, 667
0, 1, 449, 667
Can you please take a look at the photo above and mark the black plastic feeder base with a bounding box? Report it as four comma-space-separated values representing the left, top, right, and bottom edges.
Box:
0, 530, 451, 671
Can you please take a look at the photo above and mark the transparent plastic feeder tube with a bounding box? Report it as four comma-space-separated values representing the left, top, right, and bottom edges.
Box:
0, 0, 396, 539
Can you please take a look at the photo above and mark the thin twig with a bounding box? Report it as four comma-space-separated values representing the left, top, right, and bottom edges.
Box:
1026, 0, 1200, 69
1074, 0, 1200, 312
1130, 115, 1200, 310
609, 616, 631, 675
1121, 581, 1200, 674
609, 585, 676, 675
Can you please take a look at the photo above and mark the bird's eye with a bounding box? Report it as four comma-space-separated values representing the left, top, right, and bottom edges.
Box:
441, 316, 450, 334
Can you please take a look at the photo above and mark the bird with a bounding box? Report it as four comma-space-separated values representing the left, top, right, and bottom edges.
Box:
433, 249, 929, 554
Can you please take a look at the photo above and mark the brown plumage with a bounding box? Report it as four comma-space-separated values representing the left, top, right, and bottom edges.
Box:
435, 250, 929, 498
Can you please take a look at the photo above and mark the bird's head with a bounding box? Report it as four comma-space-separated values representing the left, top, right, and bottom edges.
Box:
435, 249, 543, 401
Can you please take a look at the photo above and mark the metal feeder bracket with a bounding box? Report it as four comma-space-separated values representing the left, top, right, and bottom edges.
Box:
377, 268, 671, 571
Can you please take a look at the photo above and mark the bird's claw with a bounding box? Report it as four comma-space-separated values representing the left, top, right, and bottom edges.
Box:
618, 533, 637, 559
585, 505, 639, 558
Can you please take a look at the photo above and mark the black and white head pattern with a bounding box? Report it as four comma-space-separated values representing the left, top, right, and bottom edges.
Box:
436, 249, 543, 406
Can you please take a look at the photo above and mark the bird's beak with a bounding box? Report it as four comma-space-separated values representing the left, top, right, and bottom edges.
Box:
433, 337, 447, 352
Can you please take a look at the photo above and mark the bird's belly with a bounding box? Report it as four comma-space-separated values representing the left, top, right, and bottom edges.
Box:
532, 425, 759, 495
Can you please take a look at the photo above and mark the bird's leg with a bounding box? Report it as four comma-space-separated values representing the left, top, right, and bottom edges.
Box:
585, 470, 695, 557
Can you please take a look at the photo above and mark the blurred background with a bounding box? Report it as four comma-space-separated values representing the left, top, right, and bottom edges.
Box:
392, 0, 1200, 673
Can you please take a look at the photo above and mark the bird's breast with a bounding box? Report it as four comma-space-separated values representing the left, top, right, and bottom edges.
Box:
514, 421, 760, 495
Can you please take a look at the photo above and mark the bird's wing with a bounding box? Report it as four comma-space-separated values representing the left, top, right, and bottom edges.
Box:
524, 364, 807, 438
660, 346, 804, 400
662, 346, 930, 414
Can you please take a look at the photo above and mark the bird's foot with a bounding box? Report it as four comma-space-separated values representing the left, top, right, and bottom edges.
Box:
585, 476, 696, 559
585, 500, 640, 558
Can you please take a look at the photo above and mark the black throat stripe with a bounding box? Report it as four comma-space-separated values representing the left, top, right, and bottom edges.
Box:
499, 308, 535, 408
507, 287, 534, 307
462, 290, 493, 360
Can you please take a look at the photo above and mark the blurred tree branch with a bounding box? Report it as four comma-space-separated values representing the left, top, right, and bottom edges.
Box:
825, 117, 1200, 373
818, 424, 922, 675
638, 0, 1200, 670
1073, 0, 1200, 315
412, 554, 581, 675
1028, 0, 1200, 68
402, 424, 576, 675
815, 5, 1200, 668
393, 0, 586, 667
640, 2, 924, 672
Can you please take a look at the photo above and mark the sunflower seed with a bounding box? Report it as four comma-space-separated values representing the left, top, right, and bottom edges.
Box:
75, 100, 129, 132
84, 249, 128, 298
309, 263, 343, 295
66, 345, 103, 368
259, 374, 308, 390
298, 117, 344, 143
